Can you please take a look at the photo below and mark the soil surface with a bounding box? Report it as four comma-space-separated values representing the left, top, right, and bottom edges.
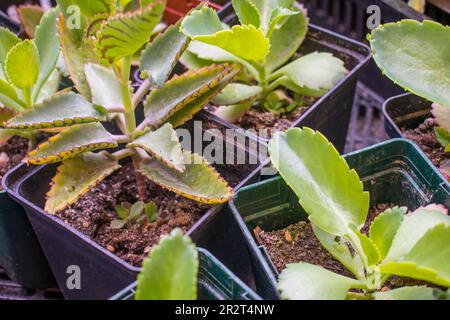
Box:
56, 158, 256, 267
254, 203, 431, 291
0, 136, 29, 191
403, 117, 450, 177
206, 96, 316, 138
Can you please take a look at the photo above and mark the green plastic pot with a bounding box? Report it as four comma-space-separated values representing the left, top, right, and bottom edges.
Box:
0, 169, 55, 289
110, 248, 261, 300
228, 138, 450, 299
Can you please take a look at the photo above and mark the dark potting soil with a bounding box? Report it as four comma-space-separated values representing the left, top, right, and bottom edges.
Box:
0, 136, 29, 191
254, 203, 433, 291
56, 159, 257, 267
403, 117, 450, 171
206, 97, 315, 138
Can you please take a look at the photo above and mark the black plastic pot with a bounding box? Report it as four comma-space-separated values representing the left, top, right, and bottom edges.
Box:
110, 248, 261, 300
214, 4, 371, 153
228, 138, 450, 299
383, 93, 449, 181
3, 115, 266, 300
0, 168, 55, 289
298, 0, 430, 99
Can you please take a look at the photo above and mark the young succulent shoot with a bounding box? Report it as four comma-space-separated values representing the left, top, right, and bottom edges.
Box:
180, 0, 347, 122
0, 8, 61, 149
136, 228, 198, 300
5, 0, 236, 215
268, 127, 450, 300
368, 20, 450, 179
110, 200, 158, 229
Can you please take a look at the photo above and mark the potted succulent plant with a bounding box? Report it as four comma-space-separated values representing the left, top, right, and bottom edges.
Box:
229, 129, 449, 299
180, 0, 371, 152
0, 7, 62, 288
4, 0, 263, 299
368, 20, 449, 181
111, 229, 261, 300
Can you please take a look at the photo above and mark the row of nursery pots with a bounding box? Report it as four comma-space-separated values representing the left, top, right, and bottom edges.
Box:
0, 1, 448, 300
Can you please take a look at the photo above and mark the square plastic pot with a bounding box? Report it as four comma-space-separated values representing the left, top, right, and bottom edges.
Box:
0, 171, 55, 289
3, 116, 266, 300
383, 92, 449, 183
228, 138, 450, 299
110, 248, 261, 300
214, 4, 371, 153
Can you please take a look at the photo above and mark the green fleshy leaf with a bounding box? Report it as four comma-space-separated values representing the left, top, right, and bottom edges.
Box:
58, 15, 98, 99
129, 201, 145, 220
369, 20, 450, 107
5, 40, 40, 90
145, 201, 158, 222
0, 128, 13, 146
184, 41, 259, 80
0, 27, 20, 65
17, 5, 44, 38
128, 123, 185, 172
26, 123, 117, 165
45, 152, 121, 214
95, 1, 165, 64
180, 7, 223, 38
85, 63, 124, 111
57, 0, 115, 45
232, 0, 261, 27
373, 286, 442, 300
348, 224, 380, 266
278, 263, 363, 300
6, 92, 106, 129
0, 79, 25, 112
312, 224, 365, 280
268, 128, 369, 236
432, 103, 450, 133
249, 0, 295, 34
271, 52, 346, 96
143, 64, 240, 128
265, 9, 308, 73
36, 69, 61, 104
369, 207, 407, 260
136, 229, 198, 300
140, 150, 233, 204
385, 206, 450, 261
167, 65, 241, 128
33, 8, 60, 102
212, 83, 261, 106
110, 219, 127, 229
435, 128, 450, 150
191, 25, 270, 61
267, 7, 299, 38
380, 224, 450, 287
139, 20, 189, 87
115, 204, 129, 220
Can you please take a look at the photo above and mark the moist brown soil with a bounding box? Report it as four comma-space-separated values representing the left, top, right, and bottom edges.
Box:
403, 117, 450, 171
254, 203, 431, 290
56, 157, 257, 267
0, 136, 29, 191
206, 96, 316, 138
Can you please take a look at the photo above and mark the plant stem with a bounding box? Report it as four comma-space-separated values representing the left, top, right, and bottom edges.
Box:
132, 153, 147, 201
23, 88, 32, 108
27, 133, 37, 150
132, 78, 152, 107
113, 135, 130, 144
120, 57, 136, 135
111, 148, 134, 161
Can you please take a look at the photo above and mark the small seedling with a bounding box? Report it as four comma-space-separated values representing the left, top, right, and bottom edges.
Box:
110, 200, 158, 229
180, 0, 346, 122
268, 127, 450, 300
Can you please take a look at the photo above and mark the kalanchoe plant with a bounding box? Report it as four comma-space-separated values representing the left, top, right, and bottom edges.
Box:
136, 228, 198, 300
268, 127, 450, 300
4, 0, 238, 214
408, 0, 426, 13
0, 8, 61, 150
110, 200, 158, 229
368, 20, 450, 179
179, 0, 347, 122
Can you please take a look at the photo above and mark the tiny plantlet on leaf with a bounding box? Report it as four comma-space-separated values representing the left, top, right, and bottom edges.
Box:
268, 127, 450, 300
110, 200, 158, 229
0, 8, 61, 150
4, 0, 236, 216
180, 0, 347, 122
368, 20, 450, 179
136, 228, 198, 300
